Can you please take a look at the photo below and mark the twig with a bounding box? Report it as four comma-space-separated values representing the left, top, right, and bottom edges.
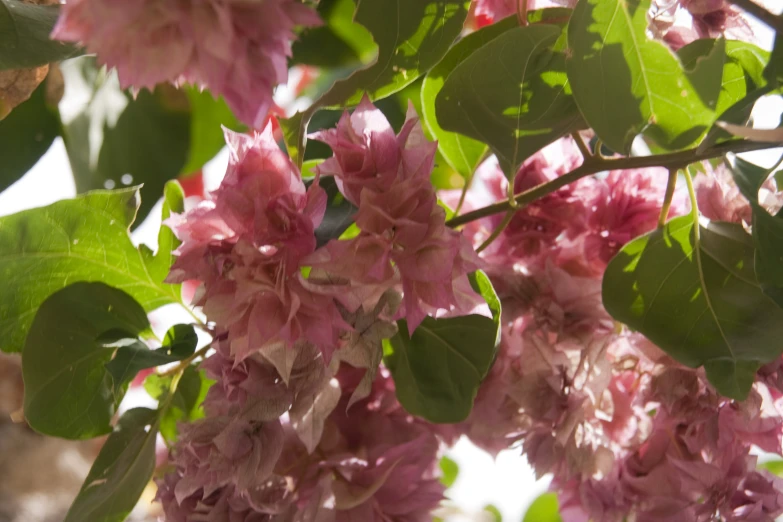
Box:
446, 139, 780, 228
571, 131, 593, 160
727, 0, 782, 30
658, 168, 679, 228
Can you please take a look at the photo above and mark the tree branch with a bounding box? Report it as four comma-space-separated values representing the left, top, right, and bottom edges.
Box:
727, 0, 782, 30
446, 139, 781, 228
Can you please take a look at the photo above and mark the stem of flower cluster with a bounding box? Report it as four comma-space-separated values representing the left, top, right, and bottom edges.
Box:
445, 139, 780, 229
571, 131, 593, 160
517, 0, 529, 26
658, 168, 679, 228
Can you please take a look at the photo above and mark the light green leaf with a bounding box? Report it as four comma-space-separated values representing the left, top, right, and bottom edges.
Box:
0, 74, 59, 192
0, 188, 183, 353
0, 0, 82, 70
384, 273, 500, 422
435, 24, 582, 177
139, 179, 185, 301
64, 408, 158, 522
566, 0, 721, 154
602, 215, 783, 399
421, 16, 517, 179
523, 493, 562, 522
23, 282, 150, 439
439, 456, 460, 488
313, 0, 469, 109
144, 366, 211, 442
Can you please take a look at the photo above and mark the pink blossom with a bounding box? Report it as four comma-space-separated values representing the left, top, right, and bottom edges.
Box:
52, 0, 320, 128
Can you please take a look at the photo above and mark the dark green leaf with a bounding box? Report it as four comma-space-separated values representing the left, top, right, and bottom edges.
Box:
764, 33, 782, 87
310, 176, 356, 247
180, 87, 244, 175
436, 24, 582, 177
602, 215, 783, 399
0, 0, 82, 70
567, 0, 721, 153
0, 74, 58, 192
523, 493, 562, 522
438, 456, 459, 488
64, 407, 158, 522
63, 60, 190, 226
313, 0, 469, 109
0, 188, 183, 353
144, 366, 211, 442
292, 0, 375, 68
23, 282, 150, 439
729, 157, 783, 308
104, 324, 197, 396
385, 310, 499, 422
421, 16, 517, 179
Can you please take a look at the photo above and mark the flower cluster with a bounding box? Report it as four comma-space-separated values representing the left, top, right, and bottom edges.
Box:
52, 0, 320, 128
440, 140, 783, 521
158, 101, 483, 520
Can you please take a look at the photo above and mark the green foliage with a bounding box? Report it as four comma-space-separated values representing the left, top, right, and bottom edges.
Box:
0, 0, 82, 70
64, 408, 159, 522
292, 0, 375, 68
22, 282, 151, 439
523, 493, 563, 522
311, 175, 357, 247
483, 504, 502, 522
0, 187, 182, 353
436, 23, 582, 177
313, 0, 469, 109
144, 365, 211, 442
63, 61, 190, 226
729, 157, 783, 307
439, 456, 460, 488
385, 271, 500, 422
567, 0, 723, 153
602, 215, 783, 399
0, 76, 59, 191
180, 87, 244, 175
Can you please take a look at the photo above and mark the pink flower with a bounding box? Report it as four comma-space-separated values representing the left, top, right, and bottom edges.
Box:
52, 0, 320, 128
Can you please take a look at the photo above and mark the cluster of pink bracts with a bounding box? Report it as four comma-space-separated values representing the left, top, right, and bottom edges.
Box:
50, 0, 783, 520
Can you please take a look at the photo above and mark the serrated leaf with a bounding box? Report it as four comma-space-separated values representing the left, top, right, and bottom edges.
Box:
313, 0, 469, 109
0, 188, 183, 353
23, 282, 150, 439
0, 0, 83, 70
602, 215, 783, 399
566, 0, 721, 153
435, 24, 582, 177
64, 407, 158, 522
0, 74, 59, 190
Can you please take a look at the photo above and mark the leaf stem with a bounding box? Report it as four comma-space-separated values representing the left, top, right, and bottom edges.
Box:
476, 209, 515, 253
658, 168, 678, 228
446, 140, 779, 228
517, 0, 529, 26
158, 344, 211, 377
727, 0, 782, 30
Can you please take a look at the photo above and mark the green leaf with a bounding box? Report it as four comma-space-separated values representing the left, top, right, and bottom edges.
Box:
139, 180, 185, 302
483, 504, 502, 522
439, 456, 460, 488
566, 0, 721, 154
602, 215, 783, 399
63, 60, 190, 226
313, 0, 469, 109
180, 87, 244, 175
523, 493, 563, 522
0, 0, 82, 70
469, 269, 502, 345
292, 0, 375, 68
435, 24, 582, 177
729, 157, 783, 308
760, 459, 783, 476
0, 74, 58, 192
22, 282, 150, 439
384, 307, 499, 422
0, 188, 182, 353
64, 407, 158, 522
104, 324, 197, 397
421, 16, 517, 179
144, 366, 211, 442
